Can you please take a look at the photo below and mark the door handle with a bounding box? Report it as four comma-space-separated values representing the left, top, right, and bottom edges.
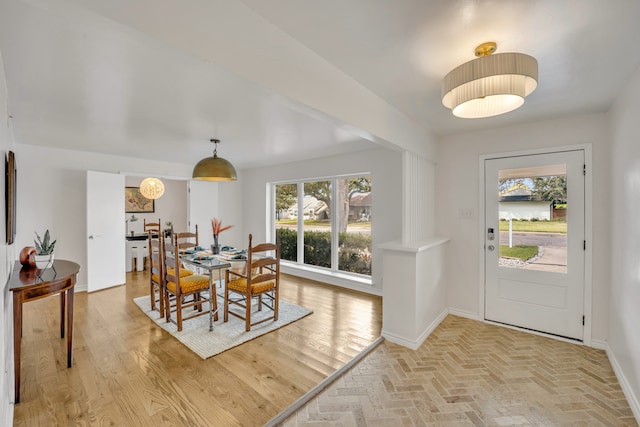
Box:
487, 245, 495, 251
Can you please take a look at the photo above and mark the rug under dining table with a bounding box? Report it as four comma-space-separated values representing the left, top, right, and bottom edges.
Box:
133, 293, 313, 359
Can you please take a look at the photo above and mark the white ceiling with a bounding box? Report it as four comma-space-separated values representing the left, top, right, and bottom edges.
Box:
1, 0, 639, 170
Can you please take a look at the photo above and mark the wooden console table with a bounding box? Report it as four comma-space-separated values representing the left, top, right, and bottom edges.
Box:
9, 259, 80, 403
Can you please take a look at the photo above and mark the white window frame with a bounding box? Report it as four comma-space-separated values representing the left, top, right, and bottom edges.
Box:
270, 173, 372, 280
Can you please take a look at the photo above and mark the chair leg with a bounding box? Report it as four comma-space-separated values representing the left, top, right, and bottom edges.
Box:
150, 282, 156, 311
274, 288, 279, 321
164, 290, 171, 323
212, 287, 218, 322
245, 291, 251, 332
224, 286, 229, 322
176, 295, 183, 332
159, 284, 165, 317
258, 294, 263, 312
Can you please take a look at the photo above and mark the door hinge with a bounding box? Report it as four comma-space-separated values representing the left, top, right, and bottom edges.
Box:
583, 164, 586, 176
583, 240, 586, 250
582, 315, 585, 326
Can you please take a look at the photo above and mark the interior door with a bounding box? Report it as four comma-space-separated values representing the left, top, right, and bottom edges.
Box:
188, 180, 219, 249
484, 150, 585, 340
87, 171, 125, 292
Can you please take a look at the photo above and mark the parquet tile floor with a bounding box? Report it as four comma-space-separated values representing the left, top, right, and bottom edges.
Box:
282, 315, 637, 426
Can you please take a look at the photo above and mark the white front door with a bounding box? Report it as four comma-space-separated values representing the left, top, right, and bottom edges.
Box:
87, 171, 125, 292
484, 150, 585, 340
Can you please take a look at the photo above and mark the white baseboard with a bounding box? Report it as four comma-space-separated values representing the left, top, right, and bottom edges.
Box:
382, 308, 448, 350
597, 340, 640, 423
447, 308, 479, 321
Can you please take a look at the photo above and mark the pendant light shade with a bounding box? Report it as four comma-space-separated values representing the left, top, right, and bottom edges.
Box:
192, 139, 237, 181
139, 177, 165, 199
442, 42, 538, 119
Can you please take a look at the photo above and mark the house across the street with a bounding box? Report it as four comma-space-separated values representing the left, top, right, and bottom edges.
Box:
499, 185, 552, 220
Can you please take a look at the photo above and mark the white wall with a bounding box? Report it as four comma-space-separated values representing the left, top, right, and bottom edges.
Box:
242, 146, 402, 292
0, 48, 14, 425
124, 176, 188, 234
15, 144, 192, 289
609, 64, 640, 418
436, 114, 611, 341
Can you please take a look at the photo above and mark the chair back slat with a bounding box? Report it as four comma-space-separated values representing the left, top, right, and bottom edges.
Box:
252, 242, 277, 253
251, 257, 276, 270
144, 218, 161, 234
173, 224, 199, 252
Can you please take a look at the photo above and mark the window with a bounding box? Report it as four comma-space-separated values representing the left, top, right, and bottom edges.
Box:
275, 183, 297, 262
273, 175, 372, 277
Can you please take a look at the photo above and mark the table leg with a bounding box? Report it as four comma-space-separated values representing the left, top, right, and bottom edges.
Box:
13, 291, 23, 404
60, 291, 66, 338
208, 273, 214, 331
66, 287, 74, 368
213, 270, 219, 322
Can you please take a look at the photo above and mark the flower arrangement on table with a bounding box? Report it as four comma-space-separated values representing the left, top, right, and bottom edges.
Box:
211, 217, 233, 254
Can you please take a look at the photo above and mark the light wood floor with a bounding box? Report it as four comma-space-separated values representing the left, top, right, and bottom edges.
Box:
13, 271, 382, 426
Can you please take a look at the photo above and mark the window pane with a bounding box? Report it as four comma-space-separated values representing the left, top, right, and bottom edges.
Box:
275, 183, 297, 262
338, 177, 372, 275
303, 181, 331, 268
498, 167, 567, 273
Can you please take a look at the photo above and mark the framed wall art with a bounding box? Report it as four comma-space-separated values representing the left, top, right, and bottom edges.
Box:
5, 151, 16, 244
125, 186, 154, 213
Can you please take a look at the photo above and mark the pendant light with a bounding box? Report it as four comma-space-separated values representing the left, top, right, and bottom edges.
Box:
139, 177, 165, 199
192, 138, 237, 181
442, 42, 538, 118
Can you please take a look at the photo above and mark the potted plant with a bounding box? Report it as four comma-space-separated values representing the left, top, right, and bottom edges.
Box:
34, 230, 56, 269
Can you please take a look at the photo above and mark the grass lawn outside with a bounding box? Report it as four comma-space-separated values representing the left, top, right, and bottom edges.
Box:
498, 220, 566, 234
499, 245, 539, 261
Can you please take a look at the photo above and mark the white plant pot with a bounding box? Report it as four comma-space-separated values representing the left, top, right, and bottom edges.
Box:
34, 253, 54, 269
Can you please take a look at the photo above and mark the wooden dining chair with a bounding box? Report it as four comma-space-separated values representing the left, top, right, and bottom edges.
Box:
163, 234, 216, 331
149, 231, 193, 317
224, 234, 280, 332
147, 231, 165, 314
144, 218, 161, 234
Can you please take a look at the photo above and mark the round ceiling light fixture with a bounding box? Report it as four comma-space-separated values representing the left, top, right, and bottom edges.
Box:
442, 42, 538, 119
139, 177, 165, 199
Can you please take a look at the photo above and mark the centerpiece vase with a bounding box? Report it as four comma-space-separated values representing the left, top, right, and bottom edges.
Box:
212, 235, 220, 254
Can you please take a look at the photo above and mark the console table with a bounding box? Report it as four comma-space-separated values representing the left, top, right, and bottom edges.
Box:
9, 259, 80, 403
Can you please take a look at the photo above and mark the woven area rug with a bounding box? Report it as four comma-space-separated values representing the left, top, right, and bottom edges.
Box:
133, 294, 312, 359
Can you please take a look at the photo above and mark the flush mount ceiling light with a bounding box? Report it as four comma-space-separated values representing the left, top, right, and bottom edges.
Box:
192, 138, 237, 181
139, 177, 165, 199
442, 42, 538, 119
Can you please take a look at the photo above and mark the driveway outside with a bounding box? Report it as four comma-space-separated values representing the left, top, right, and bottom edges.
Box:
499, 231, 567, 272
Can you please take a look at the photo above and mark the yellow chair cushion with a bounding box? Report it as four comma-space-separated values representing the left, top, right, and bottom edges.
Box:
166, 274, 210, 294
151, 269, 192, 284
227, 277, 275, 294
169, 268, 194, 277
